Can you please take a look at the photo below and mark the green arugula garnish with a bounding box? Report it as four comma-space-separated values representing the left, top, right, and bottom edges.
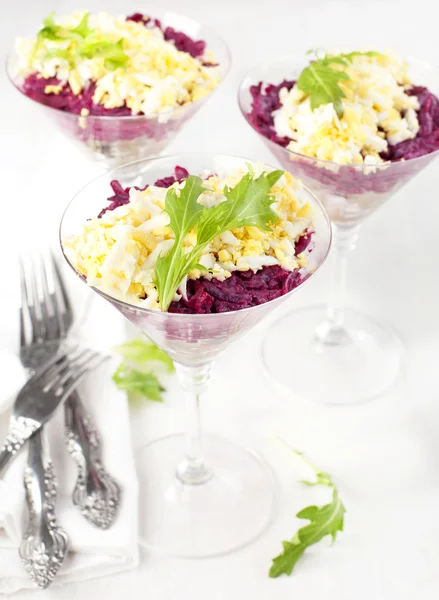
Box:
297, 50, 381, 117
113, 337, 175, 372
36, 11, 129, 72
37, 12, 65, 43
70, 12, 93, 40
112, 364, 164, 402
269, 446, 346, 578
112, 337, 174, 404
78, 39, 130, 71
154, 168, 284, 311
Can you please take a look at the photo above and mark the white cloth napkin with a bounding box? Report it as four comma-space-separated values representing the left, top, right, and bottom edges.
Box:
0, 292, 139, 594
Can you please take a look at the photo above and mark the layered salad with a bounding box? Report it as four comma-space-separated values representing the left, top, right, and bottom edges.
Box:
14, 11, 219, 119
249, 51, 439, 164
63, 165, 316, 314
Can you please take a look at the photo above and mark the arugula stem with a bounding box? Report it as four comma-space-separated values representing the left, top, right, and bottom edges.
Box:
175, 363, 213, 485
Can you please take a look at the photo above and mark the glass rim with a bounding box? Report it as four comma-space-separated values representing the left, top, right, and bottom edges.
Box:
6, 11, 231, 122
59, 151, 332, 319
237, 55, 439, 172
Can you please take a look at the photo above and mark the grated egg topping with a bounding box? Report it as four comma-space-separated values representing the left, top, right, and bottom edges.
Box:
15, 11, 219, 117
273, 52, 420, 165
63, 168, 313, 310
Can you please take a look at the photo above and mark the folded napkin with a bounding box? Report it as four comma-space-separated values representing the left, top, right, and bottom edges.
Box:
0, 291, 139, 594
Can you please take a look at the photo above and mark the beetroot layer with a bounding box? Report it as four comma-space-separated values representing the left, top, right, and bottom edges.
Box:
169, 265, 306, 314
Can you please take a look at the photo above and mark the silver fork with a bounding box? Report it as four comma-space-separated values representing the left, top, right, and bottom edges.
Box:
9, 345, 105, 588
54, 257, 121, 528
20, 253, 121, 528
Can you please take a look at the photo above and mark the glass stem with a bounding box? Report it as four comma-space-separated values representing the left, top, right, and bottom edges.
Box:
175, 362, 213, 485
316, 223, 360, 345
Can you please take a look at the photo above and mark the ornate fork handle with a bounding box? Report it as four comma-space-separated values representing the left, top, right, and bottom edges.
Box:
0, 416, 40, 475
19, 432, 69, 589
65, 391, 121, 529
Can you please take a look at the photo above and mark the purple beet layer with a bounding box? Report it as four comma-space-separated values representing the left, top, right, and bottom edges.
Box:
22, 13, 212, 116
98, 167, 311, 314
248, 80, 439, 161
168, 265, 305, 314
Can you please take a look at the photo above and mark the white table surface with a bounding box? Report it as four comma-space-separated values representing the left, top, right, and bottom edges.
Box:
2, 0, 439, 598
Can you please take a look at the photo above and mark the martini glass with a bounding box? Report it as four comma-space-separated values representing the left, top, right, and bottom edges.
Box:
60, 153, 331, 557
239, 57, 439, 405
7, 12, 230, 172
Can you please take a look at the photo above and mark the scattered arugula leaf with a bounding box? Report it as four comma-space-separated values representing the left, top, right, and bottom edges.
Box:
297, 50, 381, 117
269, 445, 346, 578
154, 168, 284, 311
113, 337, 174, 373
36, 11, 129, 72
112, 337, 173, 404
112, 364, 165, 403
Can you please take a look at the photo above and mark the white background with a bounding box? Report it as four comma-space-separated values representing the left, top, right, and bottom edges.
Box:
2, 0, 439, 598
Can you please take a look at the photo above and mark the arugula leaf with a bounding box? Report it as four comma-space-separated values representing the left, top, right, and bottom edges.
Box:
154, 169, 284, 311
269, 446, 346, 578
37, 12, 64, 42
297, 50, 381, 117
195, 168, 282, 245
112, 364, 165, 402
154, 176, 207, 312
103, 39, 130, 71
298, 62, 349, 117
113, 337, 174, 372
70, 11, 92, 40
35, 12, 129, 71
79, 38, 129, 70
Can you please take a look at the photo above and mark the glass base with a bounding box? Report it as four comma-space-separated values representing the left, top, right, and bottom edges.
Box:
137, 434, 277, 557
262, 306, 404, 405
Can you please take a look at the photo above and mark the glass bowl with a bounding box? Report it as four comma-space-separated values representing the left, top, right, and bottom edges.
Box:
60, 152, 331, 558
238, 57, 439, 224
238, 57, 439, 405
7, 12, 231, 171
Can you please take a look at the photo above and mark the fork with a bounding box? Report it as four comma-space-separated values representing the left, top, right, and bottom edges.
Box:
20, 253, 121, 529
6, 345, 105, 588
0, 346, 104, 472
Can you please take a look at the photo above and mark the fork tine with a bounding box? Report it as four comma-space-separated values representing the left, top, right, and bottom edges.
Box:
21, 256, 44, 343
19, 257, 29, 349
44, 349, 96, 391
29, 257, 46, 341
38, 345, 81, 386
50, 253, 73, 336
35, 254, 50, 332
32, 351, 71, 386
40, 254, 61, 340
59, 354, 108, 400
57, 351, 105, 390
